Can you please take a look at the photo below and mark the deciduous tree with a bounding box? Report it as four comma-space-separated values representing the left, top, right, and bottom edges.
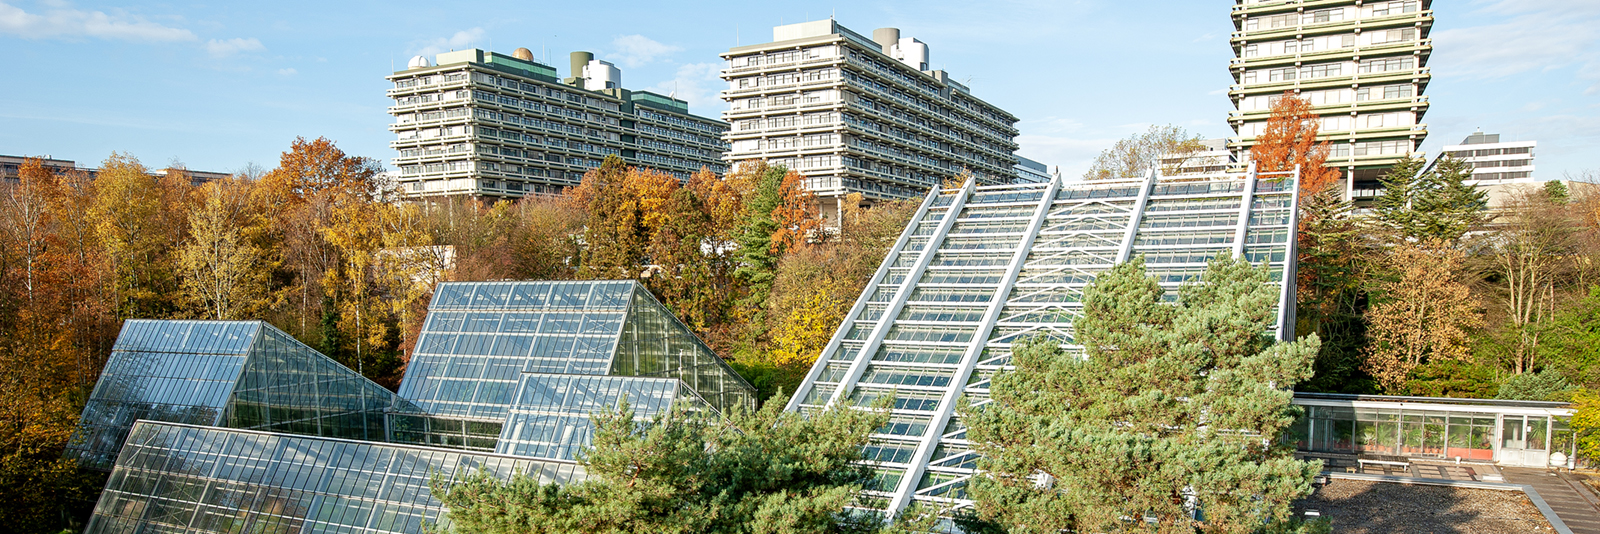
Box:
1084, 124, 1205, 180
1249, 92, 1342, 195
1363, 241, 1483, 392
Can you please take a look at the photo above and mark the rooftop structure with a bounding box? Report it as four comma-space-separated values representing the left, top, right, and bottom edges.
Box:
66, 320, 413, 471
787, 167, 1302, 517
1228, 0, 1433, 205
1425, 131, 1540, 210
387, 49, 730, 201
720, 20, 1020, 222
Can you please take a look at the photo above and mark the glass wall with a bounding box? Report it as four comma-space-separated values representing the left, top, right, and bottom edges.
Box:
391, 280, 755, 456
68, 321, 262, 470
1287, 400, 1571, 465
68, 320, 416, 471
495, 374, 689, 460
85, 421, 583, 534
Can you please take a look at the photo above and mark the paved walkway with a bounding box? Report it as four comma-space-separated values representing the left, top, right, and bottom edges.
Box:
1502, 468, 1600, 534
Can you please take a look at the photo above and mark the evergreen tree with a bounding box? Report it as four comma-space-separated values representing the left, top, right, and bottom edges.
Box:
1373, 156, 1487, 242
963, 256, 1324, 534
733, 164, 787, 307
432, 396, 934, 534
1543, 179, 1570, 204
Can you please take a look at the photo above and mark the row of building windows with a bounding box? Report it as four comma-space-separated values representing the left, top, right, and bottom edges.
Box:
1244, 57, 1417, 84
1242, 1, 1418, 31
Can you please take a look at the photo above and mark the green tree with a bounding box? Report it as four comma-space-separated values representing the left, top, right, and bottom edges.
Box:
1541, 286, 1600, 387
432, 396, 930, 534
1496, 368, 1576, 402
1373, 156, 1487, 243
1295, 181, 1375, 393
962, 256, 1324, 534
733, 163, 789, 308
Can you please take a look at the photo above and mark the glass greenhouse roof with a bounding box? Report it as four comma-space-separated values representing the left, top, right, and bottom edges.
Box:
84, 421, 583, 534
787, 169, 1302, 520
67, 320, 415, 470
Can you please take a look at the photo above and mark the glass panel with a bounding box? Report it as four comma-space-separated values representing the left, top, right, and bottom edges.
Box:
84, 421, 584, 534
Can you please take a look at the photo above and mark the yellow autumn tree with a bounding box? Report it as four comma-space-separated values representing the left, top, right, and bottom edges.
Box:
768, 288, 844, 368
178, 183, 268, 320
1363, 240, 1484, 392
90, 153, 173, 318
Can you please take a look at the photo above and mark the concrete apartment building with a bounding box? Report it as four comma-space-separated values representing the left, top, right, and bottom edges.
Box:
720, 20, 1019, 220
387, 48, 729, 201
1228, 0, 1433, 204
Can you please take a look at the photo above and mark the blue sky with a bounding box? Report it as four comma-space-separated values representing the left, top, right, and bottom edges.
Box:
2, 0, 1596, 179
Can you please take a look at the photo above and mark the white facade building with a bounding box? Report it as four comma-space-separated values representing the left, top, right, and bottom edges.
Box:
1229, 0, 1433, 204
721, 20, 1020, 221
387, 48, 728, 201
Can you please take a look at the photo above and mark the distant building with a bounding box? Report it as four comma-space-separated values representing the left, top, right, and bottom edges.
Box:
1228, 0, 1433, 204
720, 20, 1019, 221
1427, 132, 1540, 210
1161, 138, 1235, 176
387, 48, 729, 201
1013, 156, 1051, 184
1, 154, 227, 186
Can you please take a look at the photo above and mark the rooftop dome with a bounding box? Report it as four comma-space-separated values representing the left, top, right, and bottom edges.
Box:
513, 47, 534, 61
407, 55, 431, 69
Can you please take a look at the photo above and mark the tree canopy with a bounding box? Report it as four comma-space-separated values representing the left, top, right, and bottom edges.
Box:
963, 256, 1325, 534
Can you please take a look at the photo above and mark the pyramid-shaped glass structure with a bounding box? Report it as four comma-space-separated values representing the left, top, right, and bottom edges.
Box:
68, 320, 415, 470
392, 280, 757, 460
787, 168, 1300, 520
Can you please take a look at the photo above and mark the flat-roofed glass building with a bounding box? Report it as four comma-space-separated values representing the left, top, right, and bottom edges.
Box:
67, 320, 416, 471
786, 168, 1301, 517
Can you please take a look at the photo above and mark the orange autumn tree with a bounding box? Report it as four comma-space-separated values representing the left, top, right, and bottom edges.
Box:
1249, 92, 1341, 195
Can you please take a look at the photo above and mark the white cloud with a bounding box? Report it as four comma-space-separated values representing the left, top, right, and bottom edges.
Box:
1431, 0, 1600, 92
645, 62, 723, 114
607, 34, 682, 67
412, 28, 485, 58
0, 1, 196, 42
277, 68, 297, 76
204, 37, 263, 57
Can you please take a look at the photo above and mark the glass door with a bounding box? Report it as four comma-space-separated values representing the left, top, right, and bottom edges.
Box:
1499, 415, 1551, 467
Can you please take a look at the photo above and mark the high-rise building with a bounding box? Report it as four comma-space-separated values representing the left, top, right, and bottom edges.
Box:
786, 168, 1301, 519
387, 49, 730, 201
720, 20, 1020, 221
1228, 0, 1432, 204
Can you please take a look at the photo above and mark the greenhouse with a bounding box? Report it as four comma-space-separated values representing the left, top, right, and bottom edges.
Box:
786, 169, 1302, 516
1288, 393, 1579, 468
67, 320, 412, 471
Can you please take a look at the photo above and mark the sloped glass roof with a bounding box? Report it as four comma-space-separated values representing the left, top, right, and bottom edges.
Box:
787, 170, 1301, 518
397, 280, 755, 422
68, 320, 415, 470
84, 421, 583, 534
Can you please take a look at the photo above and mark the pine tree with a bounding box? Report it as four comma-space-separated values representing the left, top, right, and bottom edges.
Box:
1373, 156, 1487, 242
963, 256, 1324, 534
432, 396, 933, 534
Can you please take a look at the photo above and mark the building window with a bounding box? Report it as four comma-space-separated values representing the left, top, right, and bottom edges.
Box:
1268, 67, 1296, 82
1358, 57, 1416, 74
1304, 8, 1345, 24
1243, 44, 1259, 58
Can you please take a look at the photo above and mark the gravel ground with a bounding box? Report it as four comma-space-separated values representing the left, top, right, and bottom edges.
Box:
1293, 479, 1556, 533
